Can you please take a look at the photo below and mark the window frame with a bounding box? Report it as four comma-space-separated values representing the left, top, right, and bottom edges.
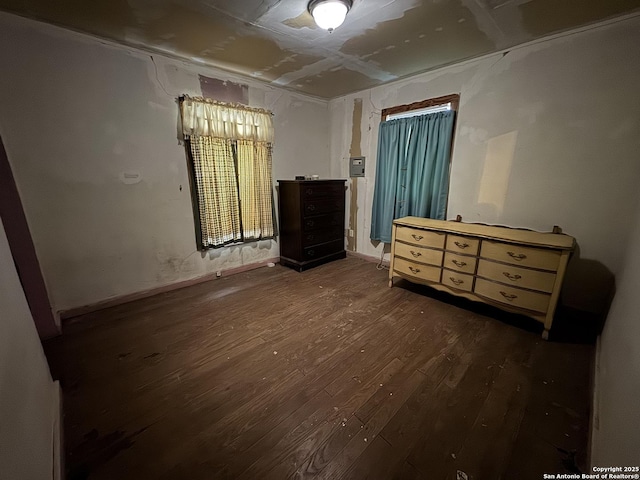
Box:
381, 93, 460, 122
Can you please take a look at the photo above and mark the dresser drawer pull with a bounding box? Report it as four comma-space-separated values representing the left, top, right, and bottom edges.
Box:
503, 272, 522, 281
409, 266, 421, 274
507, 251, 527, 261
306, 220, 314, 227
499, 291, 518, 301
410, 250, 422, 258
451, 259, 467, 268
306, 188, 313, 195
411, 234, 423, 241
449, 277, 464, 286
306, 234, 315, 242
454, 241, 470, 249
307, 249, 315, 257
307, 204, 316, 211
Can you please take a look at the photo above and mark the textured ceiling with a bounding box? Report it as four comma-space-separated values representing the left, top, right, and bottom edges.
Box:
1, 0, 639, 98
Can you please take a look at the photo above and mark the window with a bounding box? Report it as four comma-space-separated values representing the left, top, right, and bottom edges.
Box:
180, 96, 275, 250
370, 94, 459, 243
381, 93, 459, 121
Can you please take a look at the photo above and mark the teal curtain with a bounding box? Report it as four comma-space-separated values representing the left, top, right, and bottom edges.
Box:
370, 110, 455, 243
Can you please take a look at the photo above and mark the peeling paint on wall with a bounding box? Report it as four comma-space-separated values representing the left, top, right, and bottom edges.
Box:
199, 75, 248, 104
347, 98, 363, 252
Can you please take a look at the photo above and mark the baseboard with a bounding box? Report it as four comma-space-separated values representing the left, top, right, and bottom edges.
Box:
52, 381, 63, 480
59, 257, 280, 321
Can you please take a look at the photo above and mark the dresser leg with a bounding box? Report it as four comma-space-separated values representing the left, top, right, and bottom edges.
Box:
542, 328, 549, 341
388, 278, 393, 288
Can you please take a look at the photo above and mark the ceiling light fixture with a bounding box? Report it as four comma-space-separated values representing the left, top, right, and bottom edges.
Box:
308, 0, 352, 32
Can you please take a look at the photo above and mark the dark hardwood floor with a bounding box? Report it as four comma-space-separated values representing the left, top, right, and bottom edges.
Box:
44, 257, 594, 480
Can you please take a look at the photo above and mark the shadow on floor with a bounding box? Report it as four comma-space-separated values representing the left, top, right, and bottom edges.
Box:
393, 278, 599, 345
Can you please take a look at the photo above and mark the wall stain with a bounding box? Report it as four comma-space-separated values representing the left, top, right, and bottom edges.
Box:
292, 69, 379, 99
340, 1, 495, 77
347, 98, 363, 252
519, 0, 640, 36
282, 11, 316, 29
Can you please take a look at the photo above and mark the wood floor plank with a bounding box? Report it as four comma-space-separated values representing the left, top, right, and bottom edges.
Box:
44, 258, 594, 480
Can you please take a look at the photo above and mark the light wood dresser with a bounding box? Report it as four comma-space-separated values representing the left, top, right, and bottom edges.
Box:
389, 217, 575, 339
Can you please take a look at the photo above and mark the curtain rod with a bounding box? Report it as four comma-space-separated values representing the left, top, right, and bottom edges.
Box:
178, 95, 274, 116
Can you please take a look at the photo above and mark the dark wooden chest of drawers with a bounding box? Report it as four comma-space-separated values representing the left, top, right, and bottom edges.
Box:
277, 179, 347, 272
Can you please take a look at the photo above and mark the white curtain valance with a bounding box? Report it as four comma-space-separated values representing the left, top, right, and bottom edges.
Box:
180, 96, 274, 143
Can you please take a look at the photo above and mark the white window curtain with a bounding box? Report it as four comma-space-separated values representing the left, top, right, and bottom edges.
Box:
179, 96, 275, 249
180, 96, 274, 142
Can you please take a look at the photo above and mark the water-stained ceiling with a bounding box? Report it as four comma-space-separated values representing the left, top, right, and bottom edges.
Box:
1, 0, 639, 98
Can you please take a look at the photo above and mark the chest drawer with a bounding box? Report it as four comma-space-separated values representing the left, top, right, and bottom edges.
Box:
480, 240, 561, 271
446, 235, 480, 255
443, 252, 477, 274
304, 198, 344, 216
394, 242, 443, 267
394, 257, 441, 283
302, 227, 343, 247
395, 226, 445, 249
475, 279, 550, 313
303, 183, 344, 198
442, 271, 474, 292
303, 212, 343, 231
303, 239, 344, 260
477, 259, 556, 293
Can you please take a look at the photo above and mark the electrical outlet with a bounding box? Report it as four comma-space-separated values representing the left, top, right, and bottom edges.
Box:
349, 229, 354, 237
216, 271, 222, 278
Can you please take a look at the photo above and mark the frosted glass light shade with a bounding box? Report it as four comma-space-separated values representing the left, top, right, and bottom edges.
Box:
309, 0, 351, 31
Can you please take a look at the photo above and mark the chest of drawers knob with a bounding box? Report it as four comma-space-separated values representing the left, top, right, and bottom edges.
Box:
412, 234, 423, 241
454, 241, 470, 249
410, 250, 422, 258
503, 272, 522, 281
449, 277, 464, 286
452, 259, 467, 268
507, 251, 527, 261
409, 266, 421, 274
500, 291, 518, 300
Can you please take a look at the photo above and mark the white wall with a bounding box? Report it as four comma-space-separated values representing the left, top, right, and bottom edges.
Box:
0, 217, 58, 480
0, 12, 330, 313
591, 197, 640, 465
329, 15, 640, 301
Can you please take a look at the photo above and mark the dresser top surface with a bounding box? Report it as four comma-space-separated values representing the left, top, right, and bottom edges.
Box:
277, 179, 346, 184
394, 216, 575, 250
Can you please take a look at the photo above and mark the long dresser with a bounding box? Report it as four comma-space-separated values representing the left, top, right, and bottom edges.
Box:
277, 179, 346, 272
389, 217, 575, 339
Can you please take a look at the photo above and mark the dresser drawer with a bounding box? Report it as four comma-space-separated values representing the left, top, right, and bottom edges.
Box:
304, 198, 344, 216
394, 242, 443, 267
303, 239, 344, 261
477, 259, 556, 293
446, 235, 480, 255
442, 271, 474, 292
395, 226, 445, 249
480, 240, 561, 271
443, 252, 477, 274
394, 257, 441, 283
303, 183, 344, 198
302, 227, 343, 247
474, 279, 550, 313
303, 212, 343, 232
